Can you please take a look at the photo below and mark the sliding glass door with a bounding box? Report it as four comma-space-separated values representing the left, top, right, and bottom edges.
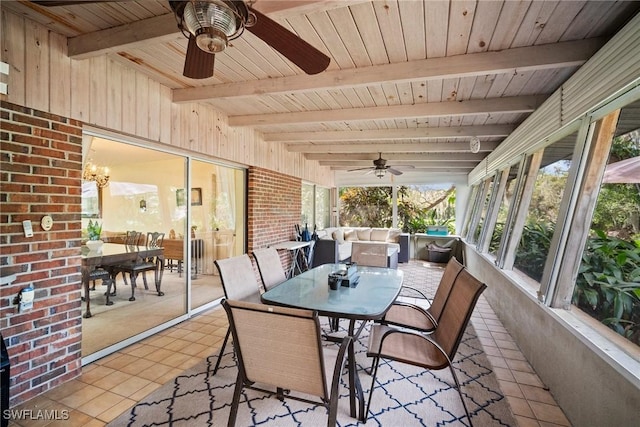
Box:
190, 159, 245, 309
81, 135, 245, 359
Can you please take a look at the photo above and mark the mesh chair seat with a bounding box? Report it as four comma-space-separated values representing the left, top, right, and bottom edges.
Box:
222, 299, 351, 426
365, 266, 487, 425
381, 257, 464, 332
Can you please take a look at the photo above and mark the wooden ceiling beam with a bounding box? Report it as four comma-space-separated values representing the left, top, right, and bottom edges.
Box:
173, 38, 603, 102
288, 141, 500, 153
267, 124, 514, 142
309, 153, 486, 162
229, 95, 545, 126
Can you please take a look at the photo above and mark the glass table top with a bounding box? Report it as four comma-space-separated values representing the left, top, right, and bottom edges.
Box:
261, 263, 404, 320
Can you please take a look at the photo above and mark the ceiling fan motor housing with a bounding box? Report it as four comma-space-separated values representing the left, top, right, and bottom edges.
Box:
172, 1, 253, 53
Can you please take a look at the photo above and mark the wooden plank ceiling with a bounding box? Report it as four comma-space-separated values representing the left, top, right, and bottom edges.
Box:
4, 0, 639, 185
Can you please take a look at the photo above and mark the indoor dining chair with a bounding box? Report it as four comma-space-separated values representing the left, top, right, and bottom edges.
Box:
221, 299, 351, 427
365, 267, 487, 426
111, 231, 164, 301
110, 230, 143, 295
379, 257, 465, 333
252, 247, 287, 291
212, 254, 263, 375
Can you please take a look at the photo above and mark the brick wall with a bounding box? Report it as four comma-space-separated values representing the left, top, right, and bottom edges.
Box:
0, 101, 83, 406
247, 167, 302, 270
0, 104, 304, 406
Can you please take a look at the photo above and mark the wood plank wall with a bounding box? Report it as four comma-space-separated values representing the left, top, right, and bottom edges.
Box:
0, 9, 334, 187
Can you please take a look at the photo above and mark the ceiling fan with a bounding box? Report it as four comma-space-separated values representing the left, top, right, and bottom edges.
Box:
32, 0, 331, 80
348, 153, 415, 179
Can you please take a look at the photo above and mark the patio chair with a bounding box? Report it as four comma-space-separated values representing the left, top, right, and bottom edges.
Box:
221, 299, 351, 427
212, 254, 263, 375
365, 267, 487, 425
350, 242, 388, 268
379, 257, 464, 333
252, 247, 287, 291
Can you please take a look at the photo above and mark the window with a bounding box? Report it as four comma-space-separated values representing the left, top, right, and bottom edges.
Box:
489, 164, 520, 255
572, 104, 640, 348
315, 186, 330, 229
512, 133, 576, 283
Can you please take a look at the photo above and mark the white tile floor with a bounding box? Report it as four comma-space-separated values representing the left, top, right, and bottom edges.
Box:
8, 260, 572, 426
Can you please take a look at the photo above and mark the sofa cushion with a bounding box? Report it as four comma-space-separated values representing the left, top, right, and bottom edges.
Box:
344, 229, 359, 241
370, 228, 389, 242
386, 228, 402, 243
356, 228, 372, 240
332, 228, 345, 243
338, 241, 352, 261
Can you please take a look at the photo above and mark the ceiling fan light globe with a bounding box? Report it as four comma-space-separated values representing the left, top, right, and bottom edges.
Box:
183, 1, 239, 52
374, 169, 386, 179
195, 27, 227, 52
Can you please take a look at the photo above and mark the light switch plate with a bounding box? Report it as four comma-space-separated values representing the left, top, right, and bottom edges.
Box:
22, 220, 34, 237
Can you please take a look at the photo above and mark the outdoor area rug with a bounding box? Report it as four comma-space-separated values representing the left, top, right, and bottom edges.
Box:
109, 319, 516, 427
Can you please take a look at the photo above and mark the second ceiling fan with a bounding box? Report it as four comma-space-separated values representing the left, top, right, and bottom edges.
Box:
348, 153, 415, 178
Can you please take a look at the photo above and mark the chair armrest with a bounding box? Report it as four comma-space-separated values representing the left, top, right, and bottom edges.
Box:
330, 336, 351, 395
381, 301, 438, 331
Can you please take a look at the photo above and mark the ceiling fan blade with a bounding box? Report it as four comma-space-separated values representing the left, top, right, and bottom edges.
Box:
247, 6, 330, 75
347, 167, 374, 172
388, 165, 415, 170
183, 35, 215, 79
387, 167, 404, 176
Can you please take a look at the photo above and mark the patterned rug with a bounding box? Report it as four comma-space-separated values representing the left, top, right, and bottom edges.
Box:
109, 319, 516, 427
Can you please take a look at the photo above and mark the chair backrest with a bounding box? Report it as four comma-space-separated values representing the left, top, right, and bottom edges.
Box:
124, 230, 142, 245
433, 267, 486, 361
146, 232, 165, 248
351, 242, 388, 267
428, 257, 465, 321
222, 299, 328, 400
252, 247, 287, 291
214, 254, 261, 301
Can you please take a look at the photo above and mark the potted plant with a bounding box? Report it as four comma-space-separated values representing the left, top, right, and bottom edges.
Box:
86, 220, 103, 251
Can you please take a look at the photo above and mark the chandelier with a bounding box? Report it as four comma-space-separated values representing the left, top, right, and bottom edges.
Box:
83, 161, 110, 188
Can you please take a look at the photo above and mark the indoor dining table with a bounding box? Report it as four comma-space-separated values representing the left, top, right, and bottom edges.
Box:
81, 243, 165, 318
260, 263, 403, 421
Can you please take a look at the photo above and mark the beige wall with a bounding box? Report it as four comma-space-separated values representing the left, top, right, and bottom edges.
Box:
1, 8, 334, 188
463, 247, 640, 427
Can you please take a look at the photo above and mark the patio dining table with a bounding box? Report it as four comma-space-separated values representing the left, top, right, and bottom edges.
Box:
261, 263, 403, 421
81, 243, 165, 318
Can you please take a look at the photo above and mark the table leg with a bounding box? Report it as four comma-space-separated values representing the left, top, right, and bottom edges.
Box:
347, 319, 367, 421
82, 267, 92, 319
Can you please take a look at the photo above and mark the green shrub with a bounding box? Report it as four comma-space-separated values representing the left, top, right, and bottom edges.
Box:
573, 230, 640, 345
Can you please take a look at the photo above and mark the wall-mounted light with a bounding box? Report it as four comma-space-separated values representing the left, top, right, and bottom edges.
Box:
140, 199, 147, 212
